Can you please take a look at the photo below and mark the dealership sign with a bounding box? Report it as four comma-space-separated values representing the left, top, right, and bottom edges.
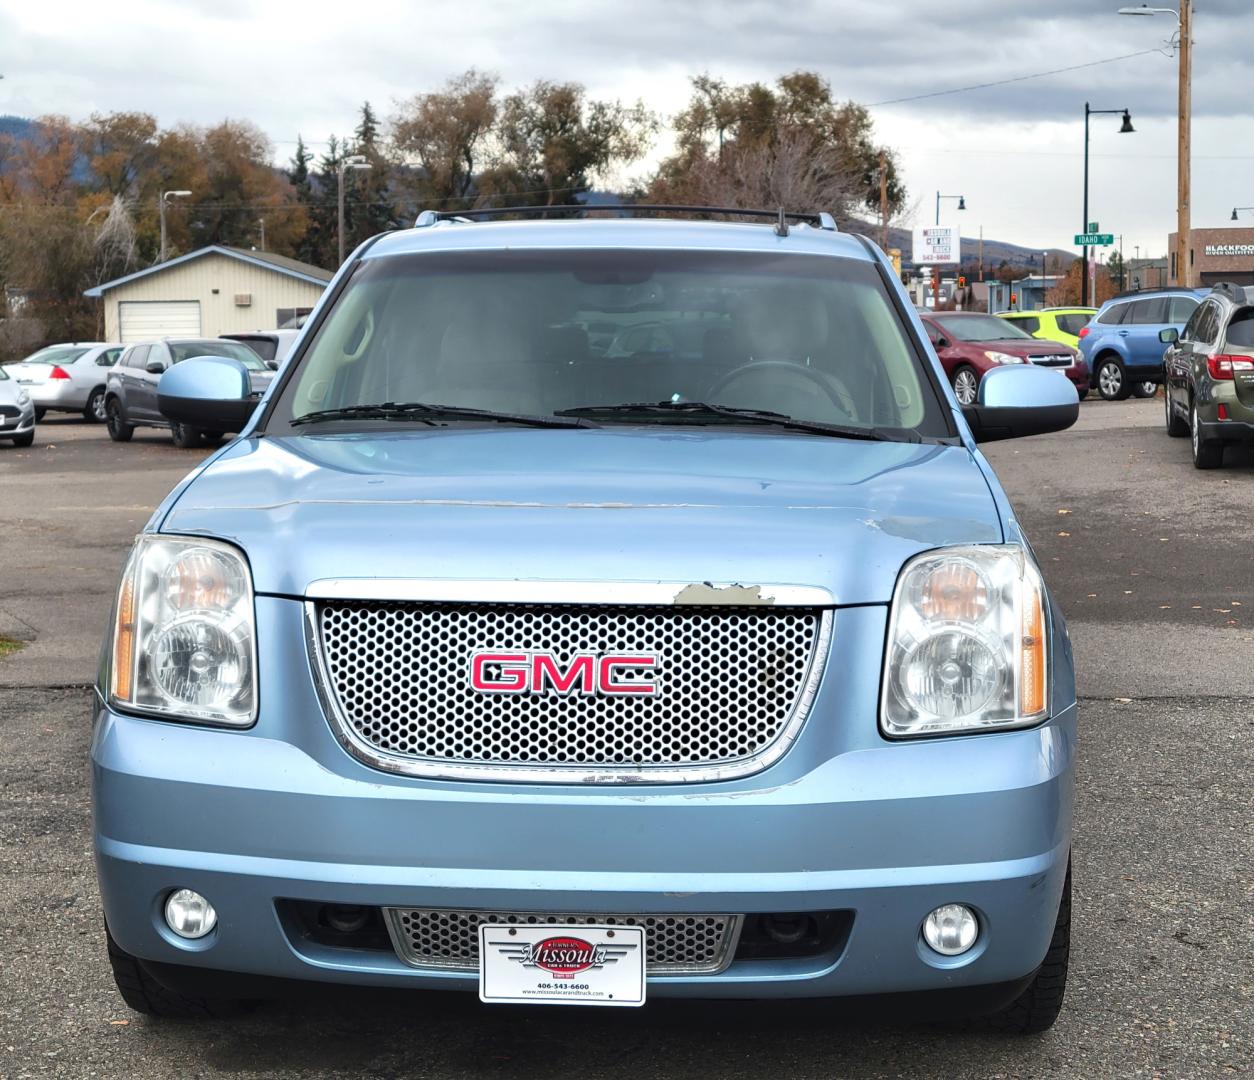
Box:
913, 225, 961, 265
1205, 244, 1254, 257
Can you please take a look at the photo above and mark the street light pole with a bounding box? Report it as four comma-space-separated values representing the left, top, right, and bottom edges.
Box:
158, 190, 192, 263
1082, 104, 1134, 306
1233, 207, 1254, 284
933, 192, 966, 310
1119, 4, 1191, 286
337, 154, 372, 266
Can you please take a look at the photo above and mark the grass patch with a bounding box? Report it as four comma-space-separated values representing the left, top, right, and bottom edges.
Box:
0, 636, 27, 660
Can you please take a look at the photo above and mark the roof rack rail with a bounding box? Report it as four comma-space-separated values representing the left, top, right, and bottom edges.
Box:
414, 204, 837, 231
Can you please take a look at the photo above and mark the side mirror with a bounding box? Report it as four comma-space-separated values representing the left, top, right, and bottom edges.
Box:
145, 361, 167, 375
934, 336, 950, 349
157, 356, 258, 433
1159, 328, 1179, 344
961, 365, 1079, 443
265, 359, 279, 370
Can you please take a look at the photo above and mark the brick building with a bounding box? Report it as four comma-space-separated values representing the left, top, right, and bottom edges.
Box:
1167, 227, 1254, 287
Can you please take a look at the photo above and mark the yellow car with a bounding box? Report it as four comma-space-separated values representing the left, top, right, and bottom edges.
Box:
998, 307, 1097, 350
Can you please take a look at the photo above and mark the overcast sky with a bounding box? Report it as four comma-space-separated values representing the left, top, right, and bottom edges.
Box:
3, 0, 1252, 259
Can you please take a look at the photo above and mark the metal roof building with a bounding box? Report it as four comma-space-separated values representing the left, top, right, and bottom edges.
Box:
84, 246, 333, 342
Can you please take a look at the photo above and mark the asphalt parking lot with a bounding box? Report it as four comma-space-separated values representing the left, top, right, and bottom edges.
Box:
0, 405, 1250, 1079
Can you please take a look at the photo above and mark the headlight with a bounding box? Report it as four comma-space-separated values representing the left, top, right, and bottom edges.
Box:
984, 351, 1025, 365
109, 535, 256, 726
881, 546, 1047, 737
17, 389, 30, 405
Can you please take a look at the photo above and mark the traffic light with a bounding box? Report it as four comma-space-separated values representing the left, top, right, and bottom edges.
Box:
958, 275, 967, 287
1010, 293, 1018, 306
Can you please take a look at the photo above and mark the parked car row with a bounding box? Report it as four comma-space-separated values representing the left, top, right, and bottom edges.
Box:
0, 330, 298, 449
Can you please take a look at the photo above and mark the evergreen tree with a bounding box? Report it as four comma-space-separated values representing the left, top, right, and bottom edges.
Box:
348, 102, 399, 247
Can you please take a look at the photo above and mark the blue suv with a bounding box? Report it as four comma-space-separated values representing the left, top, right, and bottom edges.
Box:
1079, 289, 1201, 400
95, 206, 1079, 1031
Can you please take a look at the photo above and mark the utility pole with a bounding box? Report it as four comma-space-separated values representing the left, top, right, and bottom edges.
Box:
158, 190, 192, 263
337, 154, 371, 266
878, 150, 889, 250
1177, 0, 1192, 287
258, 217, 266, 251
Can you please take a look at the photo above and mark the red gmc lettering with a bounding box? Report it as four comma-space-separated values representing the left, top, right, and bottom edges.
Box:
470, 651, 659, 695
533, 653, 595, 694
598, 654, 657, 695
470, 652, 529, 692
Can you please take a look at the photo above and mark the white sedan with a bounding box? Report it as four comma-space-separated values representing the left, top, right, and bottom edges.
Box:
0, 364, 36, 447
5, 342, 123, 422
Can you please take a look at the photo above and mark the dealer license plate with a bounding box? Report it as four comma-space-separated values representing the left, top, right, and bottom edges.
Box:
478, 923, 646, 1007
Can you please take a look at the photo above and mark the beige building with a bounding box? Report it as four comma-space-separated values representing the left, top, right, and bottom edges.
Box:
85, 246, 333, 342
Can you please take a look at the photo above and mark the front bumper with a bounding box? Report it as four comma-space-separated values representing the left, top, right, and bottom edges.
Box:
93, 599, 1076, 1002
0, 402, 34, 436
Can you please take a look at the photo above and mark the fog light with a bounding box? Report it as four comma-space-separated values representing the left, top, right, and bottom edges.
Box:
923, 903, 978, 956
164, 888, 217, 939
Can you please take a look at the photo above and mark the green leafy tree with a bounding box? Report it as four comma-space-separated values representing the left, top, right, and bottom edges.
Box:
492, 80, 656, 206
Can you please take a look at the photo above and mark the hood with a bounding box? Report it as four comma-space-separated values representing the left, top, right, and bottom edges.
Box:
160, 428, 1004, 606
981, 338, 1075, 359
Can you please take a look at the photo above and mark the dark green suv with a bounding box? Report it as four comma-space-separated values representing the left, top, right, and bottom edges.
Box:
1162, 283, 1254, 468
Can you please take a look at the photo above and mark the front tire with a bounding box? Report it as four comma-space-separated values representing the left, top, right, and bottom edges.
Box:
984, 863, 1071, 1034
170, 422, 204, 449
106, 925, 246, 1019
11, 430, 34, 448
1096, 356, 1131, 401
1191, 400, 1223, 469
952, 365, 979, 406
1132, 381, 1157, 399
34, 407, 46, 420
106, 399, 134, 442
85, 387, 108, 423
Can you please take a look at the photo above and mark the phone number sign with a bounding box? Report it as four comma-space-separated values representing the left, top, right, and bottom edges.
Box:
913, 225, 961, 265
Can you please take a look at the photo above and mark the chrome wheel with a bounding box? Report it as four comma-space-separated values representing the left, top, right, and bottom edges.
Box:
953, 367, 979, 406
1099, 362, 1123, 399
88, 389, 108, 423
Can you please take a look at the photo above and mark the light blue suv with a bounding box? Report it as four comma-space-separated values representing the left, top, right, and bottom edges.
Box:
94, 207, 1079, 1031
1079, 289, 1201, 400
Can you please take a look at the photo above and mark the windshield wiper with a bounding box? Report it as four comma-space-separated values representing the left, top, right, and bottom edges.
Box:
555, 401, 919, 442
291, 402, 590, 429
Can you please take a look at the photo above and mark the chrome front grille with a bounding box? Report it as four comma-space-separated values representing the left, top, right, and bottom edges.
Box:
1028, 354, 1073, 367
312, 598, 830, 782
383, 909, 740, 974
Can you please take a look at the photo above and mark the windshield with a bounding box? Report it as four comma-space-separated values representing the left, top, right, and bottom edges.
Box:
936, 314, 1033, 342
272, 249, 950, 439
18, 346, 92, 366
170, 340, 267, 369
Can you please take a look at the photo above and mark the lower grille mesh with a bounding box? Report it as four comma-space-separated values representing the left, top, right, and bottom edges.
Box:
384, 909, 739, 974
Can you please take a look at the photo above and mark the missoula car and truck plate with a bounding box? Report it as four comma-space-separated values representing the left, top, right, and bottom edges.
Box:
478, 924, 646, 1006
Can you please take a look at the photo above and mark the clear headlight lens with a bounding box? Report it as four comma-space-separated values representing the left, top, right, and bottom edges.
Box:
17, 389, 30, 405
110, 536, 256, 726
984, 350, 1025, 365
881, 546, 1048, 737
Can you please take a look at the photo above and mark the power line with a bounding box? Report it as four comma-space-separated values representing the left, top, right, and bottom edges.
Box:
868, 49, 1163, 107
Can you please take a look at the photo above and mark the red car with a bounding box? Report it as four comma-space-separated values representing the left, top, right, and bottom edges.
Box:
919, 312, 1089, 405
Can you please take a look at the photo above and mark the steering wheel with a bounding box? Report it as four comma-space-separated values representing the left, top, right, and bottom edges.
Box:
706, 360, 858, 419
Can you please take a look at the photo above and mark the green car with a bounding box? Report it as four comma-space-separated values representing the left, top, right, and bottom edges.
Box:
998, 307, 1097, 350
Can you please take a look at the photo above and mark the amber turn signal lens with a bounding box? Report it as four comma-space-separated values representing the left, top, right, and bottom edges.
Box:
920, 561, 989, 623
1019, 582, 1046, 716
113, 571, 136, 701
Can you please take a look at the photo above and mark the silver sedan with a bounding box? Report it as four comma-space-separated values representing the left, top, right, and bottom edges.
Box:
4, 343, 123, 422
0, 364, 36, 447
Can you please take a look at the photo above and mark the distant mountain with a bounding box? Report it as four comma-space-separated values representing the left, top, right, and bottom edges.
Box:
848, 219, 1075, 271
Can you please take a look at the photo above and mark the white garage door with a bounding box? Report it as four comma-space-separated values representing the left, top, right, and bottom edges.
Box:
118, 301, 201, 342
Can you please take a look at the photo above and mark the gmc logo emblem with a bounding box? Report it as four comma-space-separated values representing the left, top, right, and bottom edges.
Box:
470, 652, 659, 696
